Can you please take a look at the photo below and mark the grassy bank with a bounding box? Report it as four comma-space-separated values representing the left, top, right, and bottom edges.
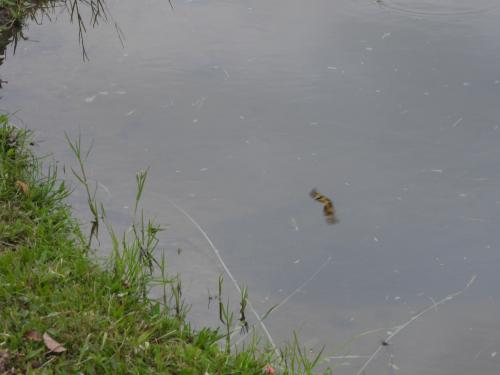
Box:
0, 116, 273, 374
0, 116, 328, 374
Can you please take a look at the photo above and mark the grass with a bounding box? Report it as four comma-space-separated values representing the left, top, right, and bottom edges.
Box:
0, 115, 332, 374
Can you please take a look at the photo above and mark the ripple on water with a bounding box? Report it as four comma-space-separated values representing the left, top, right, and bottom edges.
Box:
374, 0, 500, 18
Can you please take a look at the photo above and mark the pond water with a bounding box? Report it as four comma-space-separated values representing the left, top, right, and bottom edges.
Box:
2, 0, 500, 373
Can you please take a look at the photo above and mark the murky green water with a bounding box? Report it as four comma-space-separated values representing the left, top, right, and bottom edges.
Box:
2, 0, 500, 373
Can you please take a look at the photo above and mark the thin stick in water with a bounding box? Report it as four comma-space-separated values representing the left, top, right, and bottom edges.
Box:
355, 274, 477, 375
166, 198, 279, 356
236, 255, 332, 346
274, 256, 332, 313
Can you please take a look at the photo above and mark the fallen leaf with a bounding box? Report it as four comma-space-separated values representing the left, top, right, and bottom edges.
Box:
0, 350, 10, 372
43, 332, 66, 353
15, 180, 29, 195
24, 330, 42, 342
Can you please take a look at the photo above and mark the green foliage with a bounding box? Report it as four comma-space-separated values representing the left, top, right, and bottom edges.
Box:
0, 118, 331, 374
0, 119, 274, 374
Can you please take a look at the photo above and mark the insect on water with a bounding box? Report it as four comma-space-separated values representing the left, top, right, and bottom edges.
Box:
309, 189, 339, 224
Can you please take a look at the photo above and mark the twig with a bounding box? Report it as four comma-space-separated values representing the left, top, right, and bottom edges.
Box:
235, 255, 332, 346
273, 256, 332, 313
166, 198, 279, 356
0, 239, 15, 247
355, 274, 477, 375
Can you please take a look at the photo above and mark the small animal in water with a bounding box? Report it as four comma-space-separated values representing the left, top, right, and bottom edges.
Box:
309, 189, 338, 224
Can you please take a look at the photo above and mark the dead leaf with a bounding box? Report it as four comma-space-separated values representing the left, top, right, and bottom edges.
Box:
43, 332, 66, 353
24, 330, 42, 342
15, 180, 29, 195
0, 350, 10, 372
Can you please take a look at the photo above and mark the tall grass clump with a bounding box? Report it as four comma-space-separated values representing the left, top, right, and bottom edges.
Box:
0, 116, 334, 374
0, 117, 279, 373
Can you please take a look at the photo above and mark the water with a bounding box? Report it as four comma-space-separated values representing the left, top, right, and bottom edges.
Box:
2, 0, 500, 373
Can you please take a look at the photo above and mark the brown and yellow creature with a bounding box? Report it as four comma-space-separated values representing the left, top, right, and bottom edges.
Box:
310, 189, 338, 224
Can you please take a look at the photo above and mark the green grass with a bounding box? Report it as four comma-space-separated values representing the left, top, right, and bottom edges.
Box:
0, 116, 272, 374
0, 116, 332, 374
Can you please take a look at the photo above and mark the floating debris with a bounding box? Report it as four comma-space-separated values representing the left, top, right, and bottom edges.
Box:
451, 117, 463, 127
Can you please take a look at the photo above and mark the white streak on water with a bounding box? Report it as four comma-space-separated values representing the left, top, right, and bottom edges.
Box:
97, 182, 111, 197
451, 117, 463, 127
271, 256, 332, 314
428, 296, 438, 312
192, 97, 206, 111
355, 274, 477, 375
236, 256, 332, 346
165, 199, 278, 355
389, 362, 400, 371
